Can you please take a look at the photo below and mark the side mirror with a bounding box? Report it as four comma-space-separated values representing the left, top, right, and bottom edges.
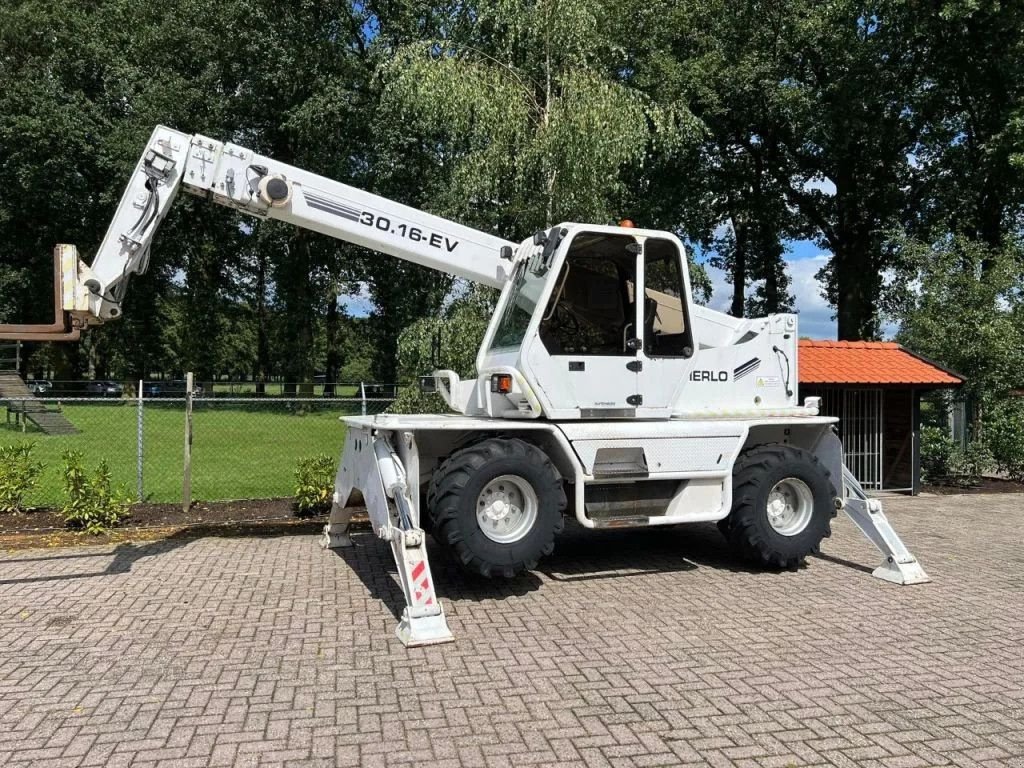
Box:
529, 227, 567, 275
532, 227, 566, 275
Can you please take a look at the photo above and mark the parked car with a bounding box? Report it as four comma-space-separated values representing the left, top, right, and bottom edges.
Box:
142, 380, 203, 398
27, 379, 52, 395
85, 380, 124, 398
174, 379, 204, 397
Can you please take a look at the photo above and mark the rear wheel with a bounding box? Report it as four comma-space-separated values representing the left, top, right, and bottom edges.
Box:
722, 444, 837, 569
427, 438, 567, 578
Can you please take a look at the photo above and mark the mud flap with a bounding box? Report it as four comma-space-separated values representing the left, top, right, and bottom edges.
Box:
323, 426, 454, 646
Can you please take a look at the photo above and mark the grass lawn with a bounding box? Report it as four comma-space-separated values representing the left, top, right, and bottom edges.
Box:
2, 403, 354, 507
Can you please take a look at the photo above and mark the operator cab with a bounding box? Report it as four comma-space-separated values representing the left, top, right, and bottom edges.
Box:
479, 223, 698, 420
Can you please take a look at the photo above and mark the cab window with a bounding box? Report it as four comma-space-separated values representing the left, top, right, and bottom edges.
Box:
643, 239, 692, 357
538, 233, 638, 356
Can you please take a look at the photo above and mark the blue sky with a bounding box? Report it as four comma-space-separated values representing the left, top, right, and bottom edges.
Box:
339, 287, 375, 317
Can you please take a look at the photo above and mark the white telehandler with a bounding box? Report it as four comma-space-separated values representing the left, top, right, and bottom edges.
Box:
1, 126, 930, 645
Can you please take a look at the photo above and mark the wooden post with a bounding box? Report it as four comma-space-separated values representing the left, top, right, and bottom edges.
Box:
137, 379, 144, 502
182, 371, 193, 512
911, 388, 921, 496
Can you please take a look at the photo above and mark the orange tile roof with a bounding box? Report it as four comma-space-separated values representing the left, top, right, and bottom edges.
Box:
798, 340, 963, 386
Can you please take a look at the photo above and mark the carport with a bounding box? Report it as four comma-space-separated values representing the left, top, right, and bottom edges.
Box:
798, 340, 963, 494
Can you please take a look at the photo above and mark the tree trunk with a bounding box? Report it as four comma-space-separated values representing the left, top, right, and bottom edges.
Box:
255, 249, 269, 396
833, 240, 879, 341
731, 219, 747, 318
281, 232, 316, 383
323, 294, 340, 397
762, 243, 781, 314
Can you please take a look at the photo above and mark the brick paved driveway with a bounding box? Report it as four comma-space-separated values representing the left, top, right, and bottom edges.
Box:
1, 494, 1022, 768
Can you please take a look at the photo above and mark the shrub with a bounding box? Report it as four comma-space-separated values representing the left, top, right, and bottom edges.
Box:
295, 454, 336, 515
388, 387, 449, 415
947, 440, 993, 487
60, 450, 130, 533
920, 426, 991, 487
920, 426, 956, 484
0, 443, 43, 513
985, 400, 1024, 481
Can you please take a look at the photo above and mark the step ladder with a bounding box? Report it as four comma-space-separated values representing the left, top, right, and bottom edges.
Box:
0, 373, 79, 435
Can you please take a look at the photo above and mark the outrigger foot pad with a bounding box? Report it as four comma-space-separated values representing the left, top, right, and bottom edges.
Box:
320, 523, 353, 549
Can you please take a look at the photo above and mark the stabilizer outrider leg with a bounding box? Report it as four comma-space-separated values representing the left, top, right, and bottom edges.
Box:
841, 465, 930, 585
324, 426, 454, 647
320, 430, 360, 550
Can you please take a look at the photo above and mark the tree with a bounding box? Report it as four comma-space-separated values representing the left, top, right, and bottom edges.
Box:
760, 2, 928, 340
380, 0, 696, 234
624, 0, 797, 317
374, 0, 708, 389
910, 1, 1024, 252
887, 235, 1024, 420
390, 285, 497, 412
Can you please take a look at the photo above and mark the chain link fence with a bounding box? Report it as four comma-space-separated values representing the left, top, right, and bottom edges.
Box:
1, 386, 397, 508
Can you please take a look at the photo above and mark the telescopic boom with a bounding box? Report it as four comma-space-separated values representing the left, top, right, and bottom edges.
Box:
0, 125, 515, 339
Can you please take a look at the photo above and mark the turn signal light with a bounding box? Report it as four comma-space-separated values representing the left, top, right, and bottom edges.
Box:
490, 373, 513, 394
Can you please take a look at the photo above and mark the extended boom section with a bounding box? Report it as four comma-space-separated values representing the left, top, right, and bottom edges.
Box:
70, 126, 514, 328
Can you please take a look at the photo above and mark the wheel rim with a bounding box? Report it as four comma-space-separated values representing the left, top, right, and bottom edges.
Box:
766, 477, 814, 536
476, 474, 538, 544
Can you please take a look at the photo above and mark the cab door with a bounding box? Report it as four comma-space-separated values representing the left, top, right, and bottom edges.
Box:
636, 237, 696, 416
522, 231, 642, 419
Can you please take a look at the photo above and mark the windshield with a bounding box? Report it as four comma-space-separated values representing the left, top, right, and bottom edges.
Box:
488, 262, 547, 352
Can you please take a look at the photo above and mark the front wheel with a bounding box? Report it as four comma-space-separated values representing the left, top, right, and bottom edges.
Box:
427, 438, 567, 578
722, 444, 837, 569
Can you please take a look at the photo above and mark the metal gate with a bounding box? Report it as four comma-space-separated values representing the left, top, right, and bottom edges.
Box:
817, 388, 884, 490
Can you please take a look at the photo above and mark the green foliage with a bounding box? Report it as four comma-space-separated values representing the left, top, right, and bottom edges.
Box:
381, 1, 697, 231
388, 286, 497, 414
920, 426, 956, 484
0, 443, 43, 513
0, 265, 26, 324
920, 426, 992, 487
888, 236, 1024, 406
984, 400, 1024, 482
3, 0, 1024, 387
952, 440, 994, 486
59, 450, 130, 533
338, 323, 376, 383
294, 454, 336, 515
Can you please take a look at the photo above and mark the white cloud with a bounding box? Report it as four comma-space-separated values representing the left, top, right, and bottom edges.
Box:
787, 255, 835, 338
704, 264, 733, 314
339, 282, 375, 317
802, 176, 836, 196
